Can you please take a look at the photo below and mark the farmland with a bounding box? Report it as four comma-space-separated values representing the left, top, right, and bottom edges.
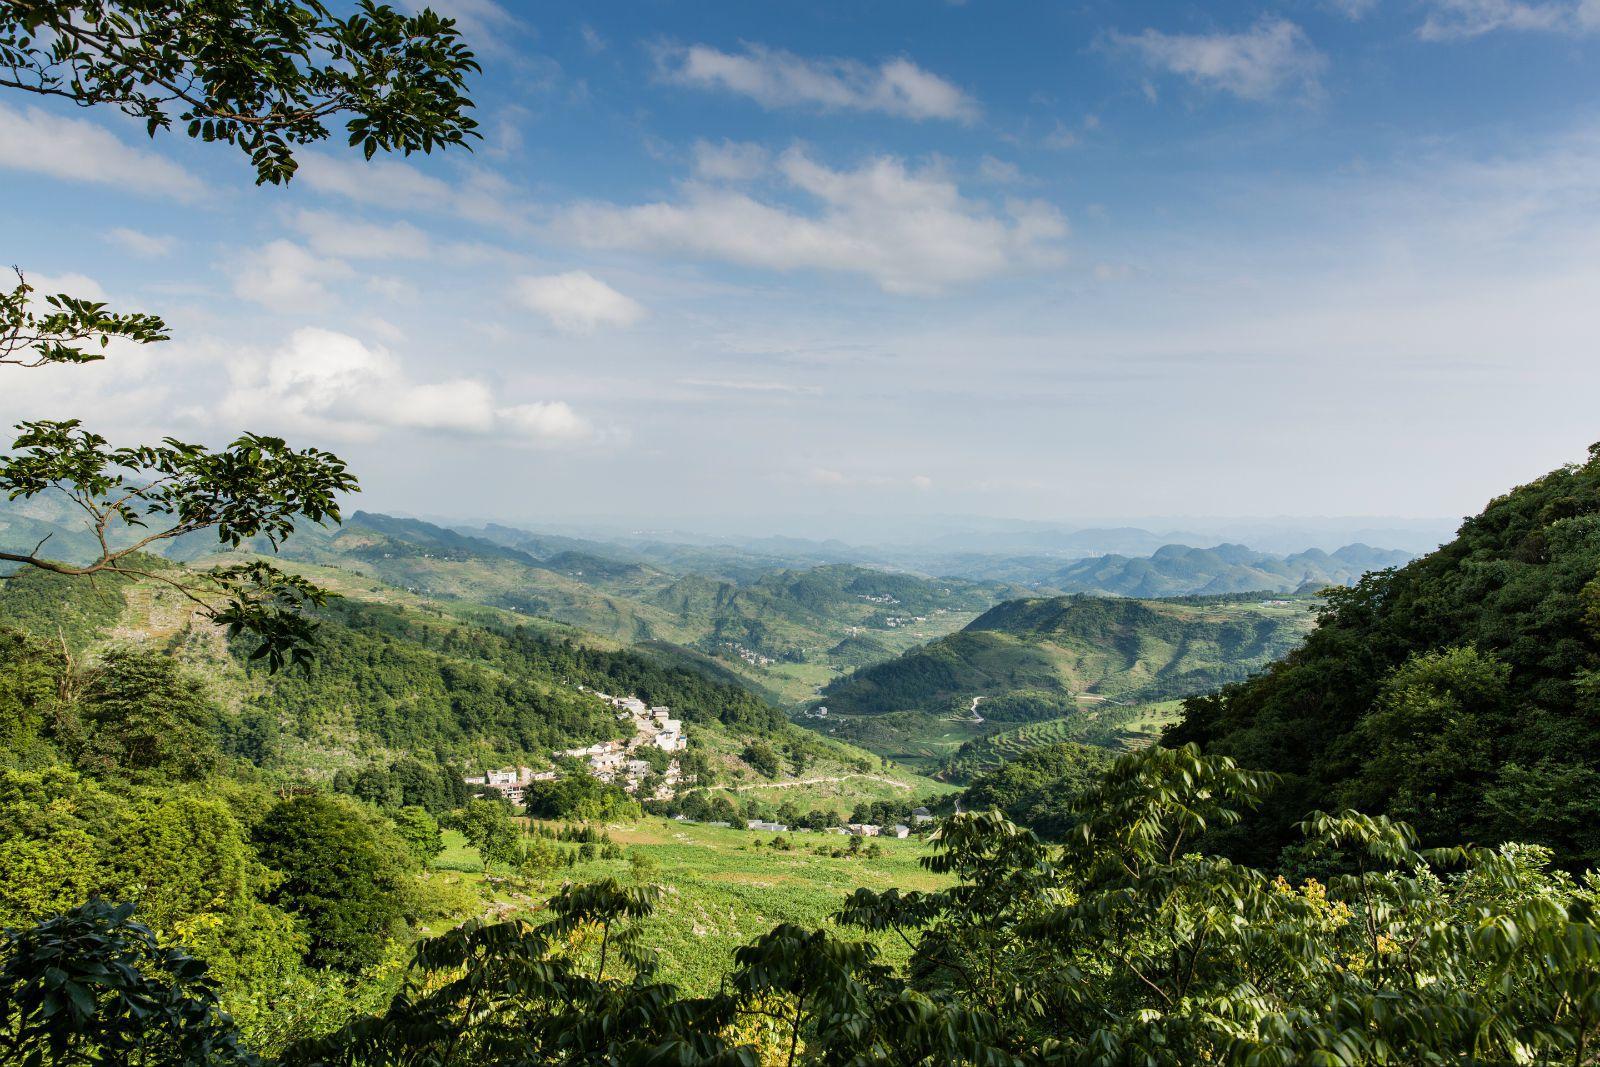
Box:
431, 819, 948, 993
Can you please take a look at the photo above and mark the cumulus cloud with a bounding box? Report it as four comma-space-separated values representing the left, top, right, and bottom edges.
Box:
560, 149, 1065, 295
108, 228, 177, 258
0, 102, 203, 198
220, 327, 599, 445
1418, 0, 1600, 38
658, 43, 979, 122
1111, 18, 1327, 101
511, 271, 645, 333
230, 240, 354, 312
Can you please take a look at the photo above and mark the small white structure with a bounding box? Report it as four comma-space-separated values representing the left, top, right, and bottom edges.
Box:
464, 765, 556, 806
890, 824, 911, 839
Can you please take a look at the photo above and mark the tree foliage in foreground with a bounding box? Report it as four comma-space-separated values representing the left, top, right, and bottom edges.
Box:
0, 0, 481, 668
15, 744, 1600, 1065
0, 420, 357, 669
0, 0, 479, 185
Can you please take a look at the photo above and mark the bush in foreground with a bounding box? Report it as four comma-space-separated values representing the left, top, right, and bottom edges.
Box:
8, 745, 1600, 1064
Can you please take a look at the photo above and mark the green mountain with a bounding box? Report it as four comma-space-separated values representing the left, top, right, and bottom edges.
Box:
1169, 443, 1600, 868
0, 562, 921, 796
811, 593, 1318, 771
823, 593, 1318, 713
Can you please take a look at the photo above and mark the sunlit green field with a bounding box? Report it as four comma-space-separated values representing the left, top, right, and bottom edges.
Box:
432, 818, 948, 993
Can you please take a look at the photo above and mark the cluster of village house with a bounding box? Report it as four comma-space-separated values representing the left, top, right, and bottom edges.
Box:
465, 693, 686, 804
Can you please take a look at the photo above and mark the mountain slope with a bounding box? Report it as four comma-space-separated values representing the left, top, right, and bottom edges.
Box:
1169, 443, 1600, 867
0, 563, 928, 797
239, 516, 1017, 702
824, 594, 1318, 714
811, 593, 1318, 772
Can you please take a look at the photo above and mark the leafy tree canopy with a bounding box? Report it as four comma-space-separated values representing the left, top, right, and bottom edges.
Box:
1170, 442, 1600, 867
0, 0, 479, 184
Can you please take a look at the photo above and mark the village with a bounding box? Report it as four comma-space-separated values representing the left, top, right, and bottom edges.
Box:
464, 692, 687, 805
463, 691, 937, 838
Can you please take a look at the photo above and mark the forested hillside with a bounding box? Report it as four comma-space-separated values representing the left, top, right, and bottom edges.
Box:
824, 593, 1317, 714
177, 511, 1014, 703
1170, 443, 1600, 867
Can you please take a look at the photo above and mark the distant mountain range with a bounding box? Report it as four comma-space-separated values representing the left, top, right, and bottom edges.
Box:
0, 500, 1403, 708
980, 542, 1414, 597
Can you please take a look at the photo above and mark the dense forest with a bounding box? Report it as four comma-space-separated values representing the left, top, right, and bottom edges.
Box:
1171, 443, 1600, 868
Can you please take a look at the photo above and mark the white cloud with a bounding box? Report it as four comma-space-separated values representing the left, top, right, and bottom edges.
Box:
291, 210, 433, 259
511, 271, 645, 333
658, 44, 979, 122
401, 0, 520, 49
220, 327, 599, 445
1418, 0, 1600, 38
298, 152, 455, 207
693, 139, 770, 181
0, 102, 203, 198
25, 272, 108, 302
365, 276, 418, 302
109, 228, 177, 258
229, 240, 353, 312
1111, 18, 1327, 101
498, 401, 596, 443
560, 149, 1066, 295
296, 153, 528, 232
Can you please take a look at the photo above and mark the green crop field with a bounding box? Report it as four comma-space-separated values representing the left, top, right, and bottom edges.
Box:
936, 700, 1184, 780
432, 819, 948, 993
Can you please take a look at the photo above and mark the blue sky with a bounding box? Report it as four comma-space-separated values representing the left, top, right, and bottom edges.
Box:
3, 0, 1598, 534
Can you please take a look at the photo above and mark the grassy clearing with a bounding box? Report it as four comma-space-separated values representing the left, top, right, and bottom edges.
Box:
431, 819, 947, 994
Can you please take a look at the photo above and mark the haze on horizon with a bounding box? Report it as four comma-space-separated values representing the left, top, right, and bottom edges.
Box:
4, 0, 1596, 531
